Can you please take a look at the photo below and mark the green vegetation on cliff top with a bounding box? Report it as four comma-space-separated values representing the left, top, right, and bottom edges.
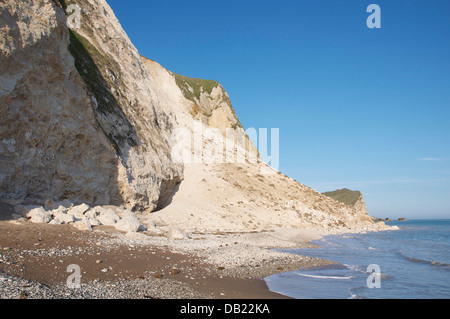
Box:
172, 73, 220, 102
323, 188, 362, 207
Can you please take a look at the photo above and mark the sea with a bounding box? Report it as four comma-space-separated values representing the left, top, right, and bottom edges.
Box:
265, 219, 450, 299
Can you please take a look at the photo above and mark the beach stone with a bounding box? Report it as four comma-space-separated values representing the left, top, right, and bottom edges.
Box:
49, 218, 63, 225
115, 215, 145, 233
118, 209, 135, 219
146, 227, 164, 236
84, 208, 98, 219
69, 204, 90, 216
144, 220, 164, 236
167, 227, 188, 240
26, 207, 52, 224
88, 217, 101, 226
125, 232, 149, 240
97, 208, 121, 226
146, 219, 157, 228
52, 211, 75, 224
72, 217, 92, 231
50, 205, 69, 215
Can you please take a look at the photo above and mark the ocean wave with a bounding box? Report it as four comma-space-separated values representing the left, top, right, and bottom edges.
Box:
344, 264, 366, 273
430, 260, 450, 268
296, 273, 354, 280
398, 251, 450, 269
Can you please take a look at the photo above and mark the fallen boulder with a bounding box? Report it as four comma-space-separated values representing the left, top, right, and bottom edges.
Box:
96, 208, 121, 226
26, 207, 52, 224
68, 204, 90, 219
115, 215, 145, 233
167, 227, 188, 240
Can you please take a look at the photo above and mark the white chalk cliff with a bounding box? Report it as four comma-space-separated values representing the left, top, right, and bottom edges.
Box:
0, 0, 390, 232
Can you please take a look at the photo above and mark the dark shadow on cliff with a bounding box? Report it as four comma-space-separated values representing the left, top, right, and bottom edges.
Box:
68, 29, 140, 157
156, 180, 182, 211
67, 29, 143, 207
0, 202, 14, 221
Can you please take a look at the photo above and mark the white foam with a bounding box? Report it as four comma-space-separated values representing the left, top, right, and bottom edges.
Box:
344, 264, 366, 273
296, 273, 353, 280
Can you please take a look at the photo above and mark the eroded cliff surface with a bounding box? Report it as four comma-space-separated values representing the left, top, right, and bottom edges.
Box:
0, 0, 183, 210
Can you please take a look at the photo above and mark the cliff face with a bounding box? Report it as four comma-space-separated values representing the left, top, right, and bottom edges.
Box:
140, 57, 259, 165
0, 0, 183, 210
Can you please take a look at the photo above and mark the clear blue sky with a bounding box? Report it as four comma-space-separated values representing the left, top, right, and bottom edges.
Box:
107, 0, 450, 219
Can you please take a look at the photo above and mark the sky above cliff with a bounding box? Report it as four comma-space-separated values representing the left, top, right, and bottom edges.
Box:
107, 0, 450, 219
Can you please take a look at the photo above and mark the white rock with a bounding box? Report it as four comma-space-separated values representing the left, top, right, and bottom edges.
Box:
146, 219, 157, 228
72, 217, 92, 231
115, 215, 144, 233
50, 205, 69, 215
84, 208, 97, 219
125, 232, 149, 240
144, 220, 164, 235
146, 227, 164, 236
26, 207, 52, 224
167, 227, 188, 240
118, 209, 135, 219
49, 218, 63, 225
53, 211, 75, 224
69, 204, 90, 216
97, 208, 121, 226
88, 217, 101, 226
